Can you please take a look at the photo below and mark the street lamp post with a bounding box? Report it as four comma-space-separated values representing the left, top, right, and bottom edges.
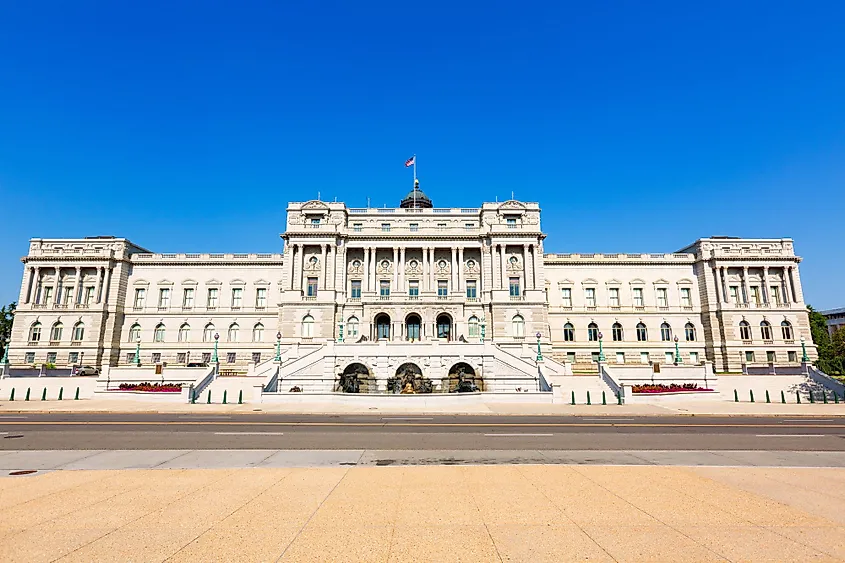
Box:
133, 336, 141, 366
673, 335, 682, 365
800, 336, 809, 362
535, 331, 543, 362
480, 317, 486, 342
597, 332, 606, 363
212, 333, 219, 364
338, 322, 344, 343
275, 332, 282, 362
1, 334, 9, 364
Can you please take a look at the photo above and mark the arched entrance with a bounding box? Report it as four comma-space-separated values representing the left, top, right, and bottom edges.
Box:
447, 362, 483, 393
337, 362, 374, 393
375, 313, 391, 340
388, 362, 432, 394
405, 313, 422, 342
436, 313, 452, 341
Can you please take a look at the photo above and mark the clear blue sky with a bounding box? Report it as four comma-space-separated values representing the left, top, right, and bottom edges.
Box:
1, 1, 843, 309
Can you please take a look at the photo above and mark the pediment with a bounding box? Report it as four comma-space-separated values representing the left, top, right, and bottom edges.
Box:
229, 278, 246, 286
676, 278, 694, 285
629, 278, 645, 285
653, 278, 670, 285
605, 279, 622, 285
181, 279, 198, 286
301, 200, 330, 212
132, 279, 150, 286
157, 279, 174, 286
498, 200, 526, 211
581, 278, 598, 285
254, 279, 271, 286
205, 279, 222, 286
557, 279, 574, 285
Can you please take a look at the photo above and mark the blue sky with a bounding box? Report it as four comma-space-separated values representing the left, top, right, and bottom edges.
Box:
1, 1, 843, 308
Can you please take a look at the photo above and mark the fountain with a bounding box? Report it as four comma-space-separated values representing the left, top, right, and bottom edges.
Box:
387, 362, 433, 394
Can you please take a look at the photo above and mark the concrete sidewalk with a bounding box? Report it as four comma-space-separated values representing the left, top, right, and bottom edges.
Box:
1, 464, 844, 562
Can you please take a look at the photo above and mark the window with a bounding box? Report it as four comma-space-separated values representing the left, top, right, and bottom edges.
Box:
689, 351, 699, 364
63, 287, 74, 305
379, 280, 390, 297
25, 352, 35, 364
381, 223, 390, 232
585, 288, 596, 307
612, 322, 623, 341
47, 352, 57, 364
50, 322, 63, 342
177, 353, 187, 364
310, 217, 320, 227
202, 352, 211, 363
660, 322, 672, 341
306, 278, 318, 297
128, 323, 141, 342
588, 323, 599, 342
126, 352, 136, 364
179, 323, 190, 342
760, 321, 772, 341
183, 288, 194, 308
158, 288, 170, 308
252, 352, 261, 364
766, 351, 776, 363
739, 321, 752, 341
665, 352, 674, 364
563, 323, 574, 342
302, 315, 314, 337
729, 286, 740, 303
353, 222, 362, 232
685, 322, 696, 341
42, 286, 54, 305
154, 324, 165, 342
770, 286, 781, 305
226, 352, 236, 364
640, 352, 650, 364
468, 316, 479, 337
633, 287, 644, 307
232, 288, 243, 308
437, 222, 447, 229
465, 223, 474, 231
788, 351, 797, 363
466, 280, 477, 299
152, 353, 161, 364
29, 322, 42, 342
616, 352, 625, 364
351, 280, 362, 299
84, 286, 95, 304
72, 322, 84, 341
745, 351, 755, 363
750, 286, 761, 305
506, 217, 517, 228
512, 315, 525, 337
561, 288, 572, 307
207, 288, 219, 308
409, 280, 419, 297
256, 288, 267, 308
566, 352, 576, 364
228, 323, 239, 342
203, 323, 216, 342
437, 280, 448, 297
656, 288, 668, 308
409, 223, 419, 232
781, 321, 794, 341
509, 278, 520, 297
609, 288, 620, 307
680, 288, 692, 308
134, 288, 146, 308
591, 352, 600, 363
347, 317, 359, 338
636, 323, 648, 341
252, 323, 264, 342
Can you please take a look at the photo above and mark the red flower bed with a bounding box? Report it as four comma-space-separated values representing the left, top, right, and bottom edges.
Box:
631, 383, 713, 394
117, 382, 182, 393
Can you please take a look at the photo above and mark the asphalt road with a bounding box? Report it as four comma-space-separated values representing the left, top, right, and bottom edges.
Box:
2, 413, 844, 451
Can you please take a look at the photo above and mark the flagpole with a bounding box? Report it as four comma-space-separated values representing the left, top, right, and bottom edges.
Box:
413, 154, 417, 183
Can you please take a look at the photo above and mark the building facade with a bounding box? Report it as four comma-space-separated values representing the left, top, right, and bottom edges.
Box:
10, 182, 817, 374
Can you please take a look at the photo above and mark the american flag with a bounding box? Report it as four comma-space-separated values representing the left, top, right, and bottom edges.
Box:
404, 155, 415, 167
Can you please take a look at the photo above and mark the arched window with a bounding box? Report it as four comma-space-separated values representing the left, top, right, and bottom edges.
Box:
611, 322, 623, 342
178, 323, 190, 342
684, 322, 696, 341
29, 322, 42, 342
760, 320, 772, 341
228, 323, 239, 342
203, 323, 216, 342
781, 320, 794, 341
128, 323, 141, 342
468, 316, 479, 337
512, 315, 525, 337
660, 322, 672, 342
154, 323, 166, 342
563, 323, 574, 342
347, 316, 359, 338
587, 323, 599, 342
72, 322, 85, 341
739, 320, 752, 341
50, 322, 63, 342
636, 323, 647, 342
302, 315, 314, 337
252, 323, 264, 342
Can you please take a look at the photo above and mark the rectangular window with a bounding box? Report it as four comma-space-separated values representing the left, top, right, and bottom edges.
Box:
351, 280, 362, 298
306, 278, 318, 297
584, 288, 596, 307
615, 352, 625, 364
656, 288, 668, 308
506, 217, 517, 228
729, 286, 740, 303
310, 217, 320, 227
633, 287, 644, 307
750, 286, 761, 305
788, 351, 797, 363
152, 352, 161, 364
68, 352, 79, 365
591, 351, 600, 363
409, 280, 419, 297
353, 223, 362, 232
126, 352, 135, 364
766, 351, 776, 363
640, 352, 650, 364
379, 280, 390, 297
202, 352, 211, 364
665, 351, 674, 364
770, 286, 780, 305
437, 222, 447, 229
84, 286, 95, 304
43, 286, 54, 305
466, 280, 477, 299
566, 352, 576, 364
177, 352, 187, 364
561, 288, 572, 307
25, 352, 35, 364
680, 288, 692, 307
134, 288, 146, 308
689, 351, 699, 364
231, 288, 243, 308
381, 223, 390, 232
255, 288, 267, 307
207, 288, 218, 308
608, 288, 620, 307
437, 280, 448, 297
465, 223, 474, 231
63, 287, 74, 305
183, 288, 195, 308
745, 351, 755, 363
252, 352, 261, 364
47, 352, 57, 364
409, 223, 419, 232
226, 352, 236, 364
509, 277, 520, 297
158, 288, 170, 308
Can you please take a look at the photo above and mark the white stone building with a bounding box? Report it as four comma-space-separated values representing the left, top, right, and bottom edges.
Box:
9, 182, 817, 385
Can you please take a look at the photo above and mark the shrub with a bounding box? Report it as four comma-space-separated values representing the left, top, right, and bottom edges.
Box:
631, 383, 713, 393
117, 382, 182, 392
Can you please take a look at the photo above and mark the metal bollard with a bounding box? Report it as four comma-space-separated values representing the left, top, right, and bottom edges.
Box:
796, 391, 801, 404
9, 388, 14, 401
734, 389, 739, 402
823, 392, 828, 404
749, 390, 754, 403
74, 387, 80, 400
781, 390, 786, 404
587, 391, 591, 405
809, 392, 815, 404
602, 391, 607, 405
191, 387, 197, 404
765, 390, 770, 403
207, 391, 211, 404
238, 390, 243, 404
25, 387, 31, 401
223, 390, 228, 405
835, 393, 840, 404
571, 391, 575, 405
58, 387, 64, 401
42, 388, 47, 401
617, 391, 622, 405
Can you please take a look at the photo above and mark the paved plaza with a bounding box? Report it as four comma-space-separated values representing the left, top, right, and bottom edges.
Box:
1, 464, 844, 562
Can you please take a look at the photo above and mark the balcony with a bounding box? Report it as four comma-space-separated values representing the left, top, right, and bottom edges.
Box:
379, 295, 390, 301
303, 296, 317, 302
510, 295, 524, 302
70, 341, 81, 346
465, 297, 479, 303
408, 295, 420, 301
75, 303, 90, 309
53, 303, 69, 310
32, 304, 47, 309
182, 306, 193, 311
437, 295, 448, 301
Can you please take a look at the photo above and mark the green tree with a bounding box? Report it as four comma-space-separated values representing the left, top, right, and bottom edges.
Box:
807, 305, 832, 361
0, 301, 16, 360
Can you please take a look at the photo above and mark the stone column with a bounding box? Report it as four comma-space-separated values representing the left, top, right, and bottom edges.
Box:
523, 244, 531, 291
27, 266, 38, 304
103, 266, 113, 305
287, 245, 296, 290
370, 247, 378, 292
55, 267, 63, 305
720, 266, 730, 304
74, 266, 82, 304
762, 266, 769, 304
457, 247, 464, 293
741, 266, 750, 305
712, 267, 721, 305
499, 245, 506, 290
533, 244, 542, 290
393, 247, 399, 291
399, 247, 405, 292
788, 266, 801, 303
430, 247, 436, 291
320, 244, 328, 290
96, 266, 105, 304
450, 247, 457, 294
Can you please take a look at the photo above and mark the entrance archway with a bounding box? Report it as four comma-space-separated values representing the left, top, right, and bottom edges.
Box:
375, 313, 391, 340
389, 362, 432, 394
446, 362, 483, 393
405, 313, 421, 342
436, 313, 452, 341
337, 362, 374, 393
